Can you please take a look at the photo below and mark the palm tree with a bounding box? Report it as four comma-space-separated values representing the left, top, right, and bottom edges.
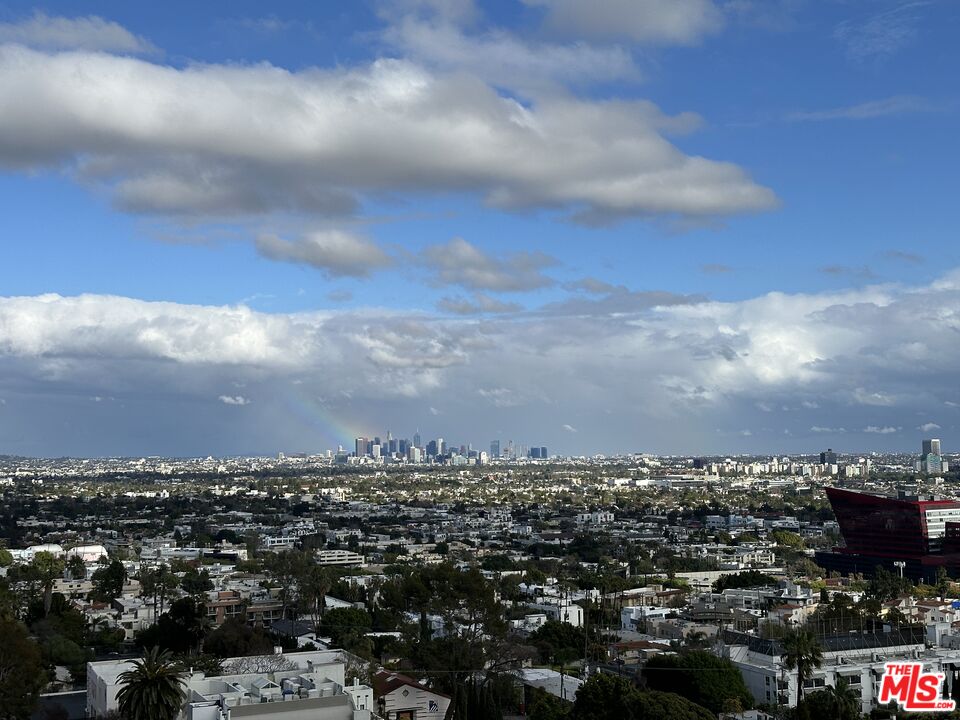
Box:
116, 647, 187, 720
823, 677, 860, 720
781, 627, 823, 706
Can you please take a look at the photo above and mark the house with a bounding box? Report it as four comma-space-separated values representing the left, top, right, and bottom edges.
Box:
373, 670, 450, 720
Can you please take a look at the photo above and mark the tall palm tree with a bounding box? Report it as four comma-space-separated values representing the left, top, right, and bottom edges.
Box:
781, 627, 823, 706
823, 677, 861, 720
116, 647, 187, 720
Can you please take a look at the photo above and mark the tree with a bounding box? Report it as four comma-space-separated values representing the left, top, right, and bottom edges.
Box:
66, 555, 86, 580
0, 548, 12, 567
801, 677, 859, 720
530, 620, 585, 667
317, 606, 373, 657
571, 674, 714, 720
782, 628, 824, 705
32, 551, 65, 617
91, 560, 128, 602
0, 618, 47, 719
204, 617, 274, 658
116, 647, 187, 720
643, 650, 752, 714
937, 566, 951, 601
298, 564, 334, 629
629, 690, 715, 720
571, 673, 636, 720
180, 568, 212, 597
135, 598, 207, 655
527, 687, 570, 720
712, 571, 778, 593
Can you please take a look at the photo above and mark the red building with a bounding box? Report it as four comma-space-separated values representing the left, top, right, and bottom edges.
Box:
817, 487, 960, 582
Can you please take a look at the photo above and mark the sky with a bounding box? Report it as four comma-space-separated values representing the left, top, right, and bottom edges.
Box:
0, 0, 958, 457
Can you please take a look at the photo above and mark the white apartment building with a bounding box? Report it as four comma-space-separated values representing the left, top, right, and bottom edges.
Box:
315, 550, 366, 567
88, 650, 372, 720
721, 627, 960, 714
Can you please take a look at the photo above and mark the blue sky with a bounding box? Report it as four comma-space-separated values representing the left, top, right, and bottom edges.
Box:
0, 0, 958, 457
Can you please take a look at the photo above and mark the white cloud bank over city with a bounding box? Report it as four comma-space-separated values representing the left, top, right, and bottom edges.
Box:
1, 271, 958, 455
0, 43, 774, 225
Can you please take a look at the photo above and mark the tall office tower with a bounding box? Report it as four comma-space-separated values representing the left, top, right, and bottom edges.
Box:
366, 440, 374, 455
387, 430, 393, 442
426, 439, 438, 456
399, 439, 408, 454
437, 438, 445, 456
371, 444, 381, 459
923, 439, 942, 456
408, 446, 422, 463
490, 440, 500, 458
354, 437, 367, 457
529, 447, 541, 459
389, 438, 399, 454
540, 446, 548, 459
413, 431, 422, 449
819, 448, 838, 465
374, 436, 381, 447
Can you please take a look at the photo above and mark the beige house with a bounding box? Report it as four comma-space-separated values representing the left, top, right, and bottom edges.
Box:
373, 671, 450, 720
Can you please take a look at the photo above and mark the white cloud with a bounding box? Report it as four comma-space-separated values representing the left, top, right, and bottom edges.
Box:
424, 238, 556, 291
562, 424, 578, 433
383, 16, 639, 94
7, 269, 960, 453
785, 95, 934, 122
437, 294, 522, 315
477, 387, 524, 408
835, 2, 932, 62
527, 0, 724, 45
0, 12, 156, 53
918, 422, 941, 432
219, 395, 251, 406
255, 231, 392, 278
852, 388, 897, 407
0, 46, 776, 223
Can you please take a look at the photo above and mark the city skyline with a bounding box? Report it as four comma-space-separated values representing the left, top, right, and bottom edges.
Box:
1, 2, 959, 456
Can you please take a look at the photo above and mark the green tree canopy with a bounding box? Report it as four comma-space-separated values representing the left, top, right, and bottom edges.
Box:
91, 560, 128, 601
0, 618, 47, 719
204, 617, 275, 658
643, 650, 753, 714
116, 647, 186, 720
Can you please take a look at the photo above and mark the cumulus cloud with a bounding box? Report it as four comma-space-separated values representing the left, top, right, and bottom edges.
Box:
9, 269, 960, 454
0, 12, 156, 53
918, 422, 941, 432
562, 424, 578, 433
219, 395, 251, 406
255, 231, 392, 277
383, 15, 639, 94
526, 0, 724, 45
423, 238, 556, 291
0, 46, 776, 223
